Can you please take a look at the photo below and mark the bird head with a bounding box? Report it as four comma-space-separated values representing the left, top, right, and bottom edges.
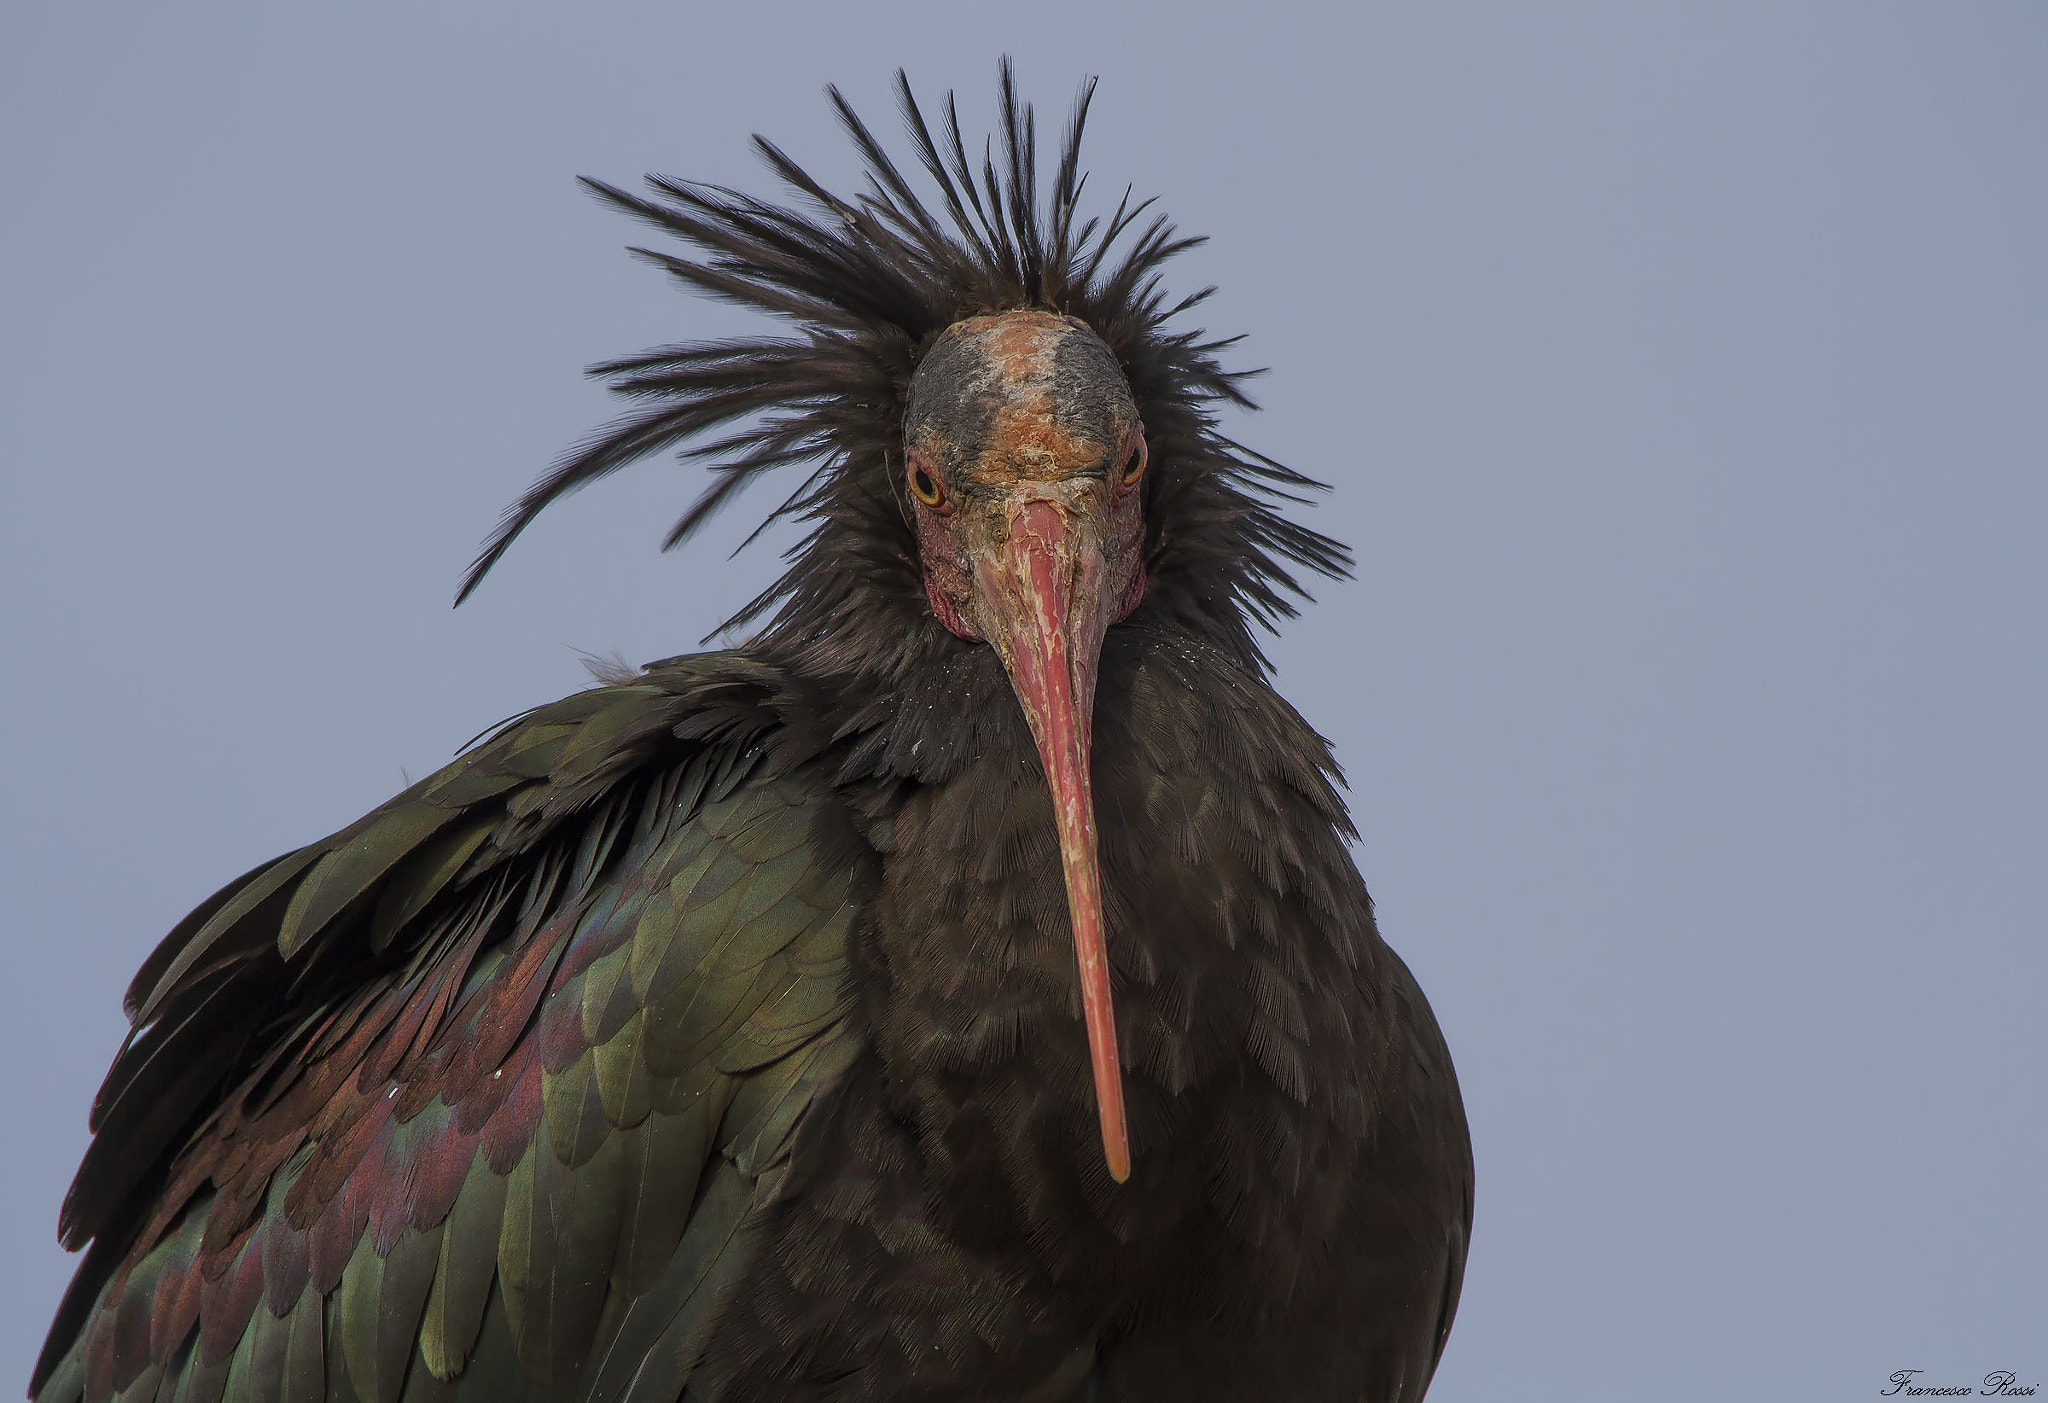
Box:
903, 309, 1148, 1181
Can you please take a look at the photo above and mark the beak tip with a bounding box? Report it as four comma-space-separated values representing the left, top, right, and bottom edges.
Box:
1098, 1096, 1131, 1183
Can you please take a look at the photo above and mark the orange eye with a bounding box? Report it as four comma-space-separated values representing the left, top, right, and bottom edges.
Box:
908, 453, 946, 507
1119, 432, 1148, 488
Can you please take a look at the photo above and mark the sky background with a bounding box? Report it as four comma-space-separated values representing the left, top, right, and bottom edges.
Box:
3, 4, 2043, 1399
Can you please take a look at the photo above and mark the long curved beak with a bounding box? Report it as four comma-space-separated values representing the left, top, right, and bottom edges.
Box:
971, 495, 1131, 1183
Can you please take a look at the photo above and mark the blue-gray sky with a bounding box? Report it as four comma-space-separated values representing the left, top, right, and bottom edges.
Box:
4, 4, 2043, 1398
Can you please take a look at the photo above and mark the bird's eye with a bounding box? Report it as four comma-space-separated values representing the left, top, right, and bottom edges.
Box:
1119, 433, 1148, 488
908, 454, 946, 508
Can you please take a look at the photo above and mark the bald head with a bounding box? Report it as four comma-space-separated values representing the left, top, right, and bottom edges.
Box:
905, 310, 1137, 493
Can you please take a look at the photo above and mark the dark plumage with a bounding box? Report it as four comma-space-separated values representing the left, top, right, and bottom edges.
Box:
34, 64, 1472, 1403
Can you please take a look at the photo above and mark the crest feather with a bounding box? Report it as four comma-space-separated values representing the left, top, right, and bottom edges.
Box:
459, 60, 1349, 673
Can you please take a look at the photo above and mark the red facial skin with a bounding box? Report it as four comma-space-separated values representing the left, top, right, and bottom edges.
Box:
905, 313, 1149, 1183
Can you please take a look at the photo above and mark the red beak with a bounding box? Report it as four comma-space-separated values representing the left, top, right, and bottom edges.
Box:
974, 496, 1131, 1183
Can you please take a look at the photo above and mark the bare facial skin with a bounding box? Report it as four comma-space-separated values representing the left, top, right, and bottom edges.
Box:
903, 309, 1149, 1182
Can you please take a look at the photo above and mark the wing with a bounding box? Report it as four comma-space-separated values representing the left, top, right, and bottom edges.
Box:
33, 654, 868, 1403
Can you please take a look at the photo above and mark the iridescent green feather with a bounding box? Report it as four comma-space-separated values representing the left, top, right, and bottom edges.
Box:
43, 662, 868, 1403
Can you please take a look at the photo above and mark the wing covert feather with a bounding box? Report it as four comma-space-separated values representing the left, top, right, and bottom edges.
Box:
37, 657, 868, 1403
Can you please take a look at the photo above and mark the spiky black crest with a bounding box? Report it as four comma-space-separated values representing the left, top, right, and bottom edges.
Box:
459, 61, 1349, 677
